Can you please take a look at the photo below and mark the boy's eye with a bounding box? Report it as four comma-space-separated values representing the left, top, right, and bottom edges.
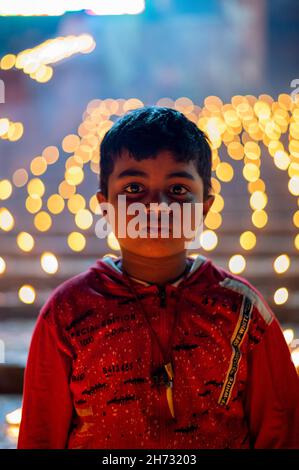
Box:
124, 183, 144, 194
169, 184, 189, 196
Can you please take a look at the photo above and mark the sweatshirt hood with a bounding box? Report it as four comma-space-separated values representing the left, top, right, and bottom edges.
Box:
90, 253, 211, 298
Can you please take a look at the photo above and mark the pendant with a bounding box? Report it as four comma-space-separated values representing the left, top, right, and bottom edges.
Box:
151, 362, 175, 419
164, 362, 175, 419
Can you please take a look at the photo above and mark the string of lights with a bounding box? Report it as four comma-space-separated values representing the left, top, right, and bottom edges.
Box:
0, 94, 298, 324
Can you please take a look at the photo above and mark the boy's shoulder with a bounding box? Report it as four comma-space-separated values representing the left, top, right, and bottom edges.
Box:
38, 261, 104, 329
206, 257, 274, 327
206, 258, 277, 351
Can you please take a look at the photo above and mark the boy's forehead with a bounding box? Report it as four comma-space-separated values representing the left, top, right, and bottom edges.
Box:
112, 149, 198, 177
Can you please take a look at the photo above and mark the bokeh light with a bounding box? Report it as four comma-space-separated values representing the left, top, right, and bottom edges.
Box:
228, 254, 246, 274
17, 232, 35, 252
41, 252, 59, 274
274, 287, 289, 305
18, 285, 36, 304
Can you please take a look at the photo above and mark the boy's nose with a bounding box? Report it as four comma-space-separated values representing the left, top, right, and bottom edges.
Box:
142, 193, 172, 223
144, 190, 170, 207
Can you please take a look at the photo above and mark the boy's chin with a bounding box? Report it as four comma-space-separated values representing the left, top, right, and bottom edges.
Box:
119, 239, 188, 258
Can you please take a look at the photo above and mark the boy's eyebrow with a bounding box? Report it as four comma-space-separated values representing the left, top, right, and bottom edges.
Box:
117, 168, 196, 181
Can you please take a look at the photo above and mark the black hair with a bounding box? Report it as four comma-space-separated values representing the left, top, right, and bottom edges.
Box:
99, 105, 212, 200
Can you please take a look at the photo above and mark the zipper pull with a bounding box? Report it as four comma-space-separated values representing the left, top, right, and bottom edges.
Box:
158, 285, 167, 307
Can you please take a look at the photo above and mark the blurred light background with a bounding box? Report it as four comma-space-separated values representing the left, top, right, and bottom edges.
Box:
0, 0, 299, 448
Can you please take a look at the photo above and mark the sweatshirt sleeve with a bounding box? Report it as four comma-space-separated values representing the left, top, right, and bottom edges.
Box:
17, 305, 74, 449
244, 315, 299, 448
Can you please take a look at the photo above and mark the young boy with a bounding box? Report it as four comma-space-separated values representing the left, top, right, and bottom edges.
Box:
18, 106, 299, 449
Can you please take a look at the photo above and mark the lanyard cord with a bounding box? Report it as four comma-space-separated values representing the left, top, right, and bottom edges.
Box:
120, 261, 192, 419
121, 261, 191, 365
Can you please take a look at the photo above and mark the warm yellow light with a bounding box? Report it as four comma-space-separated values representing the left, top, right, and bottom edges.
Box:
289, 140, 299, 159
58, 181, 76, 199
254, 101, 271, 119
0, 208, 14, 231
288, 176, 299, 196
199, 230, 218, 251
42, 146, 59, 165
5, 408, 21, 426
243, 163, 260, 182
65, 166, 84, 186
244, 141, 261, 160
25, 196, 42, 214
35, 65, 53, 83
67, 232, 86, 252
295, 234, 299, 250
274, 254, 290, 274
0, 54, 16, 70
227, 141, 244, 160
223, 109, 241, 128
252, 210, 268, 228
34, 212, 52, 232
0, 256, 6, 274
274, 287, 288, 305
0, 118, 9, 136
123, 99, 144, 112
268, 140, 283, 157
293, 211, 299, 228
228, 254, 246, 274
283, 328, 294, 346
239, 231, 256, 250
188, 253, 200, 259
67, 194, 86, 214
204, 95, 223, 113
18, 285, 36, 304
215, 162, 234, 182
8, 122, 24, 141
12, 168, 28, 187
27, 178, 45, 199
41, 252, 58, 274
248, 179, 266, 193
291, 348, 299, 368
30, 156, 47, 176
265, 121, 281, 140
47, 194, 65, 214
211, 194, 224, 212
62, 134, 81, 153
289, 162, 299, 178
274, 151, 290, 171
175, 97, 194, 114
107, 232, 121, 251
75, 209, 93, 230
17, 232, 35, 252
89, 195, 100, 214
250, 191, 268, 210
0, 179, 13, 200
65, 155, 83, 170
5, 425, 19, 441
211, 177, 221, 194
204, 211, 222, 230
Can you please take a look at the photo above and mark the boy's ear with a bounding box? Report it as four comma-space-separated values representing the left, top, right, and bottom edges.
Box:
96, 190, 108, 217
96, 189, 107, 205
202, 195, 215, 219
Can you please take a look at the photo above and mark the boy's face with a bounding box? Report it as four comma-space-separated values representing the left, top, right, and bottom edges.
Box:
96, 149, 215, 258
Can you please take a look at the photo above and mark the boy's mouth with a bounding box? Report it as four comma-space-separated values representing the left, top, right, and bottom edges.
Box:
141, 223, 173, 235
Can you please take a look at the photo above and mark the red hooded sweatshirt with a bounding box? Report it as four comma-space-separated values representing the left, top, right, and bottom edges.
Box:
17, 254, 299, 449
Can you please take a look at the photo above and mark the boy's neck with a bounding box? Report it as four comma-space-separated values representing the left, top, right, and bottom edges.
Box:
117, 249, 190, 286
